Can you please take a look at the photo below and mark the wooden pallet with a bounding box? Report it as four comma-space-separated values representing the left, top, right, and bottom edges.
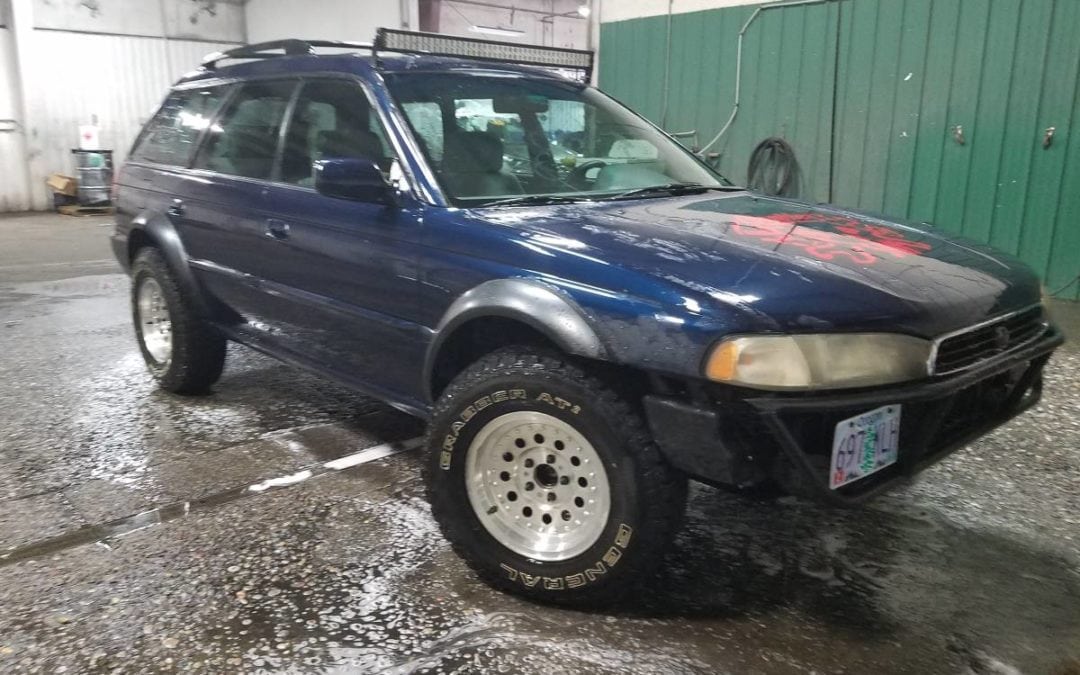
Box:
57, 204, 115, 217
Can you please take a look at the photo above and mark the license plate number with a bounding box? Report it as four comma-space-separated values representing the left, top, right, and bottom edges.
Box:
829, 405, 901, 489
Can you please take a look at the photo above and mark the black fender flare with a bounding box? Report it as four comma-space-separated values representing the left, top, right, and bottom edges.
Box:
422, 279, 609, 401
130, 213, 211, 316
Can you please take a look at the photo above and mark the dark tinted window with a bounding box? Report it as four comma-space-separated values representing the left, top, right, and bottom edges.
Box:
132, 87, 226, 166
193, 80, 297, 179
280, 80, 395, 186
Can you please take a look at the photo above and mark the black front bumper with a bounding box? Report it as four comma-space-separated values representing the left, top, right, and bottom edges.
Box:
643, 327, 1064, 505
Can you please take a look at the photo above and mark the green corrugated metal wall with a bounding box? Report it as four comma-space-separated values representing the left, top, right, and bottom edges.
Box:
598, 0, 1080, 300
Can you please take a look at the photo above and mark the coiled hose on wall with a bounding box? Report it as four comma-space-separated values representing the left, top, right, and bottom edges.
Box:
747, 137, 802, 198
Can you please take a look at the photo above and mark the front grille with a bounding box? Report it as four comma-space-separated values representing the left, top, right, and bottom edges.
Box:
933, 306, 1046, 375
773, 371, 1024, 497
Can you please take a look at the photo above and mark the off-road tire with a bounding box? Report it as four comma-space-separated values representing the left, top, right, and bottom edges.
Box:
131, 248, 226, 394
424, 347, 688, 606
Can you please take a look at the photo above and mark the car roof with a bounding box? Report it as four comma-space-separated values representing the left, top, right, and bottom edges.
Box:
175, 52, 578, 88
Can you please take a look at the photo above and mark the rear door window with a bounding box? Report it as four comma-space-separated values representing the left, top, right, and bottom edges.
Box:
193, 80, 298, 180
131, 87, 228, 166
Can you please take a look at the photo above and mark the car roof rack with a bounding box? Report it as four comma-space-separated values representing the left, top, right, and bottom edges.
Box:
373, 28, 594, 81
200, 31, 595, 80
201, 39, 374, 69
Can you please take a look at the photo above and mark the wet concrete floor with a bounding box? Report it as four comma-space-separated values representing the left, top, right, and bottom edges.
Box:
0, 212, 1078, 674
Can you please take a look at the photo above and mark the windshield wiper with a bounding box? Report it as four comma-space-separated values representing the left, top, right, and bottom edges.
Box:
601, 183, 708, 200
478, 194, 593, 208
600, 183, 743, 201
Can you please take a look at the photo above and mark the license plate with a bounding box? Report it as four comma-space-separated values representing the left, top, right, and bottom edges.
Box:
829, 404, 901, 489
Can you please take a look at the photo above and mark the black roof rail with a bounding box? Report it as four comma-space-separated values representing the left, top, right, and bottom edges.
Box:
201, 39, 374, 69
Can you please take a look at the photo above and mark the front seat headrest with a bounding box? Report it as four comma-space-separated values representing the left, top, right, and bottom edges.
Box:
316, 128, 384, 162
443, 131, 505, 174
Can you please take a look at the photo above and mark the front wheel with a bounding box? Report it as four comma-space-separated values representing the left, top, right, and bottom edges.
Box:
425, 348, 688, 605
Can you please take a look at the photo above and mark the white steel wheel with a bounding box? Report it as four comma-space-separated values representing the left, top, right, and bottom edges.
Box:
136, 277, 172, 365
465, 410, 611, 562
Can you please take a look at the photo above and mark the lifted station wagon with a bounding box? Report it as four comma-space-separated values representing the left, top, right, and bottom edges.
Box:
112, 30, 1064, 605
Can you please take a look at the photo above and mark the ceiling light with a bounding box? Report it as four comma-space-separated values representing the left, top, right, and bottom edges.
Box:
577, 5, 591, 17
469, 25, 526, 37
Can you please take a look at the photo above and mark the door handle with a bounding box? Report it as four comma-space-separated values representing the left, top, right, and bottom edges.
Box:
265, 218, 291, 240
167, 199, 184, 217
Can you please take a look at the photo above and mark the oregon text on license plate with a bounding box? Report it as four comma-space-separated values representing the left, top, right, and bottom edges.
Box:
829, 405, 901, 489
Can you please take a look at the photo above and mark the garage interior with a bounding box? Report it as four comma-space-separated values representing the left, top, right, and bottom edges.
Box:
0, 1, 1078, 673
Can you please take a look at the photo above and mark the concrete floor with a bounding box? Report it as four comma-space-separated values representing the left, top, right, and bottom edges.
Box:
0, 211, 1077, 674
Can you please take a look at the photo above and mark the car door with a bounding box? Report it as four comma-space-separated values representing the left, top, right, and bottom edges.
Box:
239, 77, 426, 402
119, 84, 232, 262
178, 79, 300, 329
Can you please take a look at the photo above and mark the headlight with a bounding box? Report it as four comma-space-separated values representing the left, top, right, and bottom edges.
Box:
704, 334, 932, 390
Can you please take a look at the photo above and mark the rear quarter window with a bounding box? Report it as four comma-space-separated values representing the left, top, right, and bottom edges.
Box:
131, 87, 228, 166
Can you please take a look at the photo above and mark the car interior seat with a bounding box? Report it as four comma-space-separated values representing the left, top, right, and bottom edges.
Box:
316, 127, 386, 168
441, 131, 522, 198
294, 120, 389, 187
206, 125, 278, 178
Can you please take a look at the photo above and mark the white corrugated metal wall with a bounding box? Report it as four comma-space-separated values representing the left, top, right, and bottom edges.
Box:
0, 0, 243, 212
22, 32, 235, 210
0, 25, 33, 212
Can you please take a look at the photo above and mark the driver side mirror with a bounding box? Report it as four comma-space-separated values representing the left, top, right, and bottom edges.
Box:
314, 158, 395, 205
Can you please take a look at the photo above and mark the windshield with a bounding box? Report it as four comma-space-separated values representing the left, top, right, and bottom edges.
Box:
385, 72, 731, 207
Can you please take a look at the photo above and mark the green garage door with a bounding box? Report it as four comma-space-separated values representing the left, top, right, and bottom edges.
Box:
599, 0, 1080, 300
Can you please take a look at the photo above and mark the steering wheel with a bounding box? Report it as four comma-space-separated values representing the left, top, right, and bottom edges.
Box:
568, 160, 608, 189
531, 152, 561, 184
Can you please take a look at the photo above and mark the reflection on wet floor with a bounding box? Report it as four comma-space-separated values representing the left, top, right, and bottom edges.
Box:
0, 437, 422, 570
1, 221, 1079, 673
5, 456, 1077, 673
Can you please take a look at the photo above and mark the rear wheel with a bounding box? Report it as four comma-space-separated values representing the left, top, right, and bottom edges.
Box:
425, 347, 687, 605
131, 248, 226, 393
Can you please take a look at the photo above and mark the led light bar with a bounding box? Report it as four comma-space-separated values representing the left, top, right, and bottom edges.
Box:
374, 28, 594, 80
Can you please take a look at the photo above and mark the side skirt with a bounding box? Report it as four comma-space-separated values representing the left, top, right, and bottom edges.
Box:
216, 323, 433, 420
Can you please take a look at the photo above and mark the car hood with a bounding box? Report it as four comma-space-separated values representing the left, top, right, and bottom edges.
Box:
480, 191, 1041, 337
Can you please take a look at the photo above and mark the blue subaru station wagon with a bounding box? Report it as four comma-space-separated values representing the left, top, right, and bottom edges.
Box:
112, 30, 1063, 605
